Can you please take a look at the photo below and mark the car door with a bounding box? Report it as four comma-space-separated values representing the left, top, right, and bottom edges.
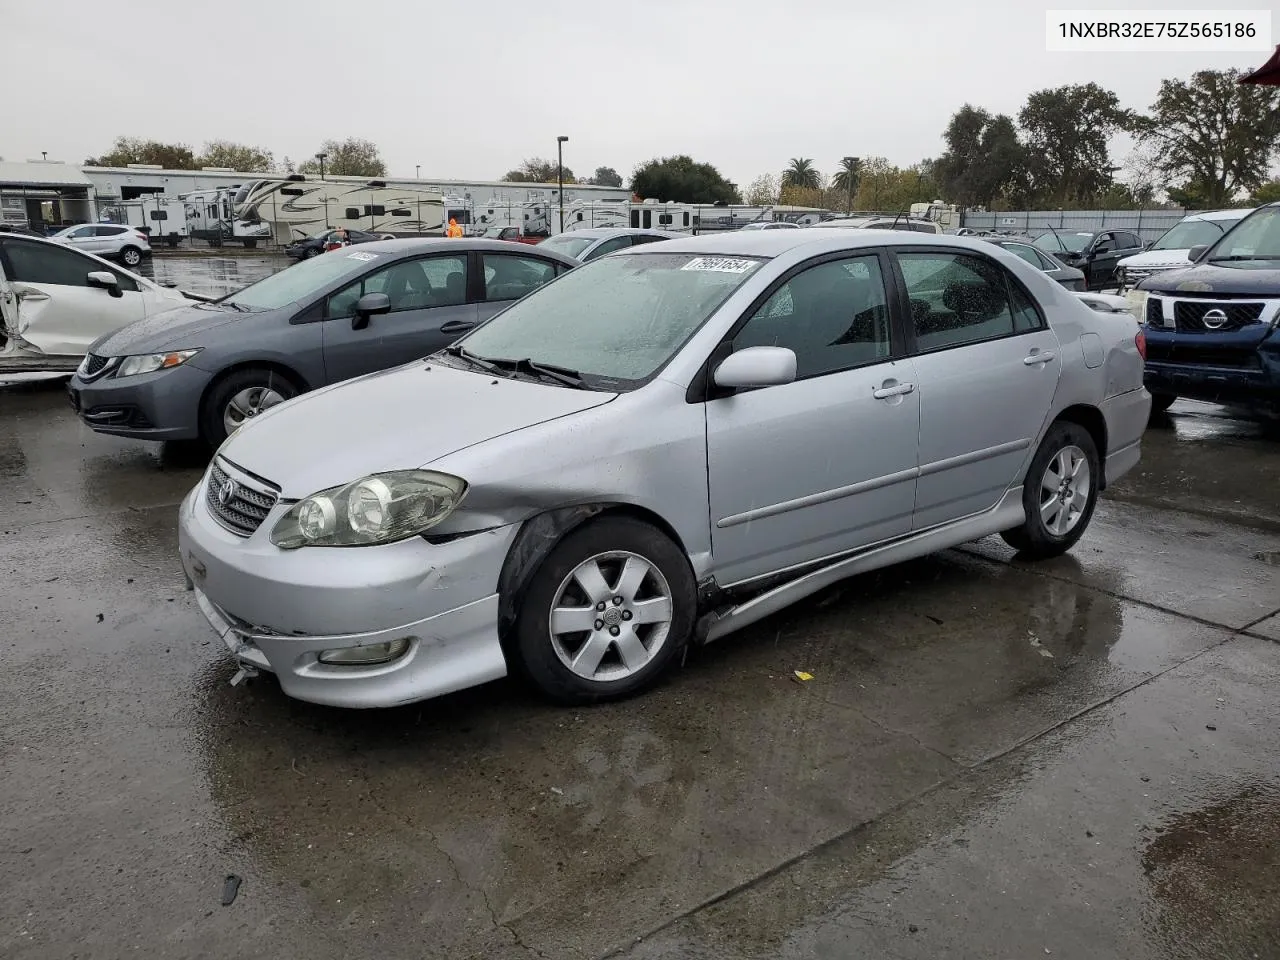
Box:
1087, 232, 1121, 288
0, 237, 150, 356
59, 224, 98, 253
581, 235, 632, 262
894, 248, 1062, 529
704, 252, 920, 586
478, 251, 559, 322
320, 253, 477, 383
92, 225, 127, 255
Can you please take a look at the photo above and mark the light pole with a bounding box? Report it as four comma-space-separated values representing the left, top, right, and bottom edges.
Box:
415, 164, 421, 179
315, 152, 328, 181
556, 135, 568, 235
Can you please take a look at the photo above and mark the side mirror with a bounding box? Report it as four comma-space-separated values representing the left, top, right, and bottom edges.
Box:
351, 292, 391, 330
1187, 244, 1209, 263
86, 271, 122, 298
713, 346, 797, 390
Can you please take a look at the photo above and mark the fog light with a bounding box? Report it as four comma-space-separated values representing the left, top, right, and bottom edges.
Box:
317, 637, 412, 666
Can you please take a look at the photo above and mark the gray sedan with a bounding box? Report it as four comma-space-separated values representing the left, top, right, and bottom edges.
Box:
982, 238, 1087, 291
67, 239, 579, 447
178, 230, 1150, 710
536, 227, 680, 262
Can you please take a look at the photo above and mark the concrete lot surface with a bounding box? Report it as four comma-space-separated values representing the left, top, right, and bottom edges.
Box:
0, 383, 1277, 960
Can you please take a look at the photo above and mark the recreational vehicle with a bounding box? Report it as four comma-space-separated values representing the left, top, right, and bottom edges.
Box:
231, 177, 447, 241
181, 187, 272, 248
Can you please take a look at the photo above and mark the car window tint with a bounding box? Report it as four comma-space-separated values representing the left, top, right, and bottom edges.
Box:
1093, 233, 1115, 252
1120, 232, 1141, 249
1009, 280, 1044, 332
584, 236, 631, 261
1033, 248, 1059, 271
4, 240, 95, 287
110, 268, 139, 293
630, 235, 668, 246
482, 254, 556, 302
326, 255, 466, 318
96, 226, 126, 237
896, 252, 1018, 353
1004, 243, 1042, 268
67, 226, 95, 239
734, 256, 892, 378
909, 222, 936, 233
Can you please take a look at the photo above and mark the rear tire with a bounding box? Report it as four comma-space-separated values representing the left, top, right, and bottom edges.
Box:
515, 516, 695, 705
304, 248, 322, 259
1000, 421, 1100, 560
243, 239, 258, 249
119, 245, 142, 267
1149, 392, 1177, 414
199, 367, 300, 450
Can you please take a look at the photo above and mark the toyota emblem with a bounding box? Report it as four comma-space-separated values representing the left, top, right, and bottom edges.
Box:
1201, 308, 1228, 330
217, 478, 238, 505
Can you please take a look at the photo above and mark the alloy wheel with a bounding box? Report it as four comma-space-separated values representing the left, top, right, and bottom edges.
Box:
223, 386, 286, 435
1039, 444, 1092, 537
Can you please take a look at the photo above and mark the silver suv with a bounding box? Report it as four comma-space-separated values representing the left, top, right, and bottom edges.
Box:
50, 223, 152, 267
178, 230, 1150, 709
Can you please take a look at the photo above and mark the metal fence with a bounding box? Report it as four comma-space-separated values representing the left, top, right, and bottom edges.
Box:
959, 208, 1202, 245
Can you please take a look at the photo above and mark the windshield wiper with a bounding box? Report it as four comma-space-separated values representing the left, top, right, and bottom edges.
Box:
221, 300, 252, 312
511, 357, 588, 388
443, 343, 501, 373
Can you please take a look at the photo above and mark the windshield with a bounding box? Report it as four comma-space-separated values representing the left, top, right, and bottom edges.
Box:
478, 226, 508, 238
1033, 231, 1092, 253
456, 252, 764, 386
1150, 218, 1232, 251
223, 248, 382, 310
537, 234, 596, 259
1206, 206, 1280, 263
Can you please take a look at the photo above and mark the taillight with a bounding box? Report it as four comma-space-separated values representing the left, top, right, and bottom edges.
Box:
1135, 330, 1147, 360
136, 233, 148, 241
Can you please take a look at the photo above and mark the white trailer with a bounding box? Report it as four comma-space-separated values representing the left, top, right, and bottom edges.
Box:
120, 196, 188, 248
181, 186, 272, 248
231, 177, 447, 241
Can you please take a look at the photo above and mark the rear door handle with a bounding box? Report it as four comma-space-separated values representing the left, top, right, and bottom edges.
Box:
438, 320, 476, 335
872, 381, 915, 399
1024, 351, 1056, 366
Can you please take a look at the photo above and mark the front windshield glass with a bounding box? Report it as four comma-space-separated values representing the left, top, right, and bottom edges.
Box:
1033, 232, 1092, 253
224, 248, 381, 310
1207, 206, 1280, 262
456, 252, 765, 386
1150, 218, 1232, 251
537, 234, 596, 258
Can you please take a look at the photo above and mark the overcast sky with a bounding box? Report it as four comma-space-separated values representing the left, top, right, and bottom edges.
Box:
5, 0, 1269, 186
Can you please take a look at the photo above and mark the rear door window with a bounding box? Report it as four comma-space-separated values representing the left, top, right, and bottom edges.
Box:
482, 254, 557, 302
896, 251, 1029, 352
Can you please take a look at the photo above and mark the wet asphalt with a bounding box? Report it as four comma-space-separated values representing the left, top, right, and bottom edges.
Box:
1, 260, 1279, 959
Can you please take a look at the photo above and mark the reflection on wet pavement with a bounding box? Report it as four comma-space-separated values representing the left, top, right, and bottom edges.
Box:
1, 385, 1278, 959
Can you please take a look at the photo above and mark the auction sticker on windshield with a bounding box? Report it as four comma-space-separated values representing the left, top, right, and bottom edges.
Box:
347, 251, 378, 261
681, 257, 756, 273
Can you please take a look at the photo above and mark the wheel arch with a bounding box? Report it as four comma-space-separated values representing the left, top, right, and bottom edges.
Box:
1053, 404, 1109, 487
197, 360, 310, 438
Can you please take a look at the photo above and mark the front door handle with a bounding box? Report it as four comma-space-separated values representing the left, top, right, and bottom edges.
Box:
872, 380, 915, 399
1023, 350, 1056, 366
438, 320, 476, 335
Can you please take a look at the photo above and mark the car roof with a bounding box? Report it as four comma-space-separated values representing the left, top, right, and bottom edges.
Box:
624, 228, 999, 258
552, 228, 677, 240
1186, 208, 1253, 221
347, 237, 581, 264
0, 231, 155, 278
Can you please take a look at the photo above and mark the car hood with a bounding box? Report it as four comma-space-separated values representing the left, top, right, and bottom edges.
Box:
1118, 249, 1189, 269
1139, 262, 1280, 296
92, 302, 250, 355
217, 361, 618, 498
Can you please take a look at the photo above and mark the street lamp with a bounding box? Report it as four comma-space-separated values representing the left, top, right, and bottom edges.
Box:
415, 164, 421, 179
315, 152, 328, 181
556, 135, 569, 235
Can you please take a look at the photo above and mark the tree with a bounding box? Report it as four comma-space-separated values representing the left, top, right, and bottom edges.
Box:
745, 173, 779, 205
630, 155, 740, 204
782, 158, 820, 190
1018, 83, 1133, 207
297, 138, 387, 178
501, 157, 575, 183
197, 140, 274, 172
1251, 180, 1280, 204
779, 184, 824, 208
85, 136, 196, 169
831, 157, 862, 214
1134, 68, 1280, 207
933, 106, 1027, 210
589, 166, 622, 187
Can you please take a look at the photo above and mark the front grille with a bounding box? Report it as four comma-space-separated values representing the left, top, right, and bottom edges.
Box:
1174, 301, 1264, 333
205, 459, 279, 537
1145, 296, 1164, 327
83, 354, 108, 376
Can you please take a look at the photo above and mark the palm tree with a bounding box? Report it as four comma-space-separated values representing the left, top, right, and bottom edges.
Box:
781, 158, 820, 191
831, 156, 861, 214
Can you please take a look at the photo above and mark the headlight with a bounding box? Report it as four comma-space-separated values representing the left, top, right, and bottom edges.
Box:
1125, 289, 1149, 321
270, 470, 467, 549
115, 349, 201, 378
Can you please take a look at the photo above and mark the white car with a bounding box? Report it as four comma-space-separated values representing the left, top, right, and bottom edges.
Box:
1115, 208, 1253, 289
738, 221, 800, 230
809, 216, 942, 234
49, 222, 153, 268
0, 233, 190, 371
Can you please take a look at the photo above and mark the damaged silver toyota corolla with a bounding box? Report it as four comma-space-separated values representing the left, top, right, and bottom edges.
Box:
178, 230, 1150, 708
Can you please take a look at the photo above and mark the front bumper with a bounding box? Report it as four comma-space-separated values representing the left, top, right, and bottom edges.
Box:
68, 361, 212, 441
1144, 361, 1280, 408
177, 481, 517, 708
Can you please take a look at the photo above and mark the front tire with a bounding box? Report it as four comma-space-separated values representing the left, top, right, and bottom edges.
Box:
304, 247, 322, 259
119, 245, 143, 267
199, 368, 299, 449
515, 517, 695, 704
1000, 421, 1100, 559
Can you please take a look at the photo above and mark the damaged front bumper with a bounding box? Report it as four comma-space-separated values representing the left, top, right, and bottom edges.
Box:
177, 482, 518, 708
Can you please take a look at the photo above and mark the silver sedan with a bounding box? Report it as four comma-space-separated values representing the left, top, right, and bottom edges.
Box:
178, 230, 1151, 708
